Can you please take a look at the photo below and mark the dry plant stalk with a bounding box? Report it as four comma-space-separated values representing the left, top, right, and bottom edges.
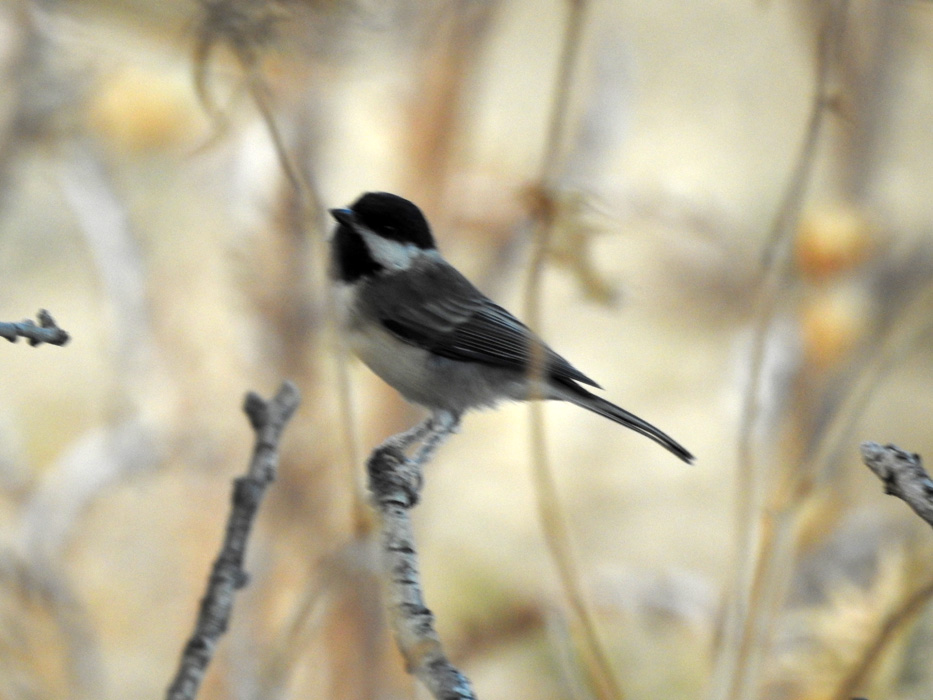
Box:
831, 574, 933, 700
191, 0, 364, 535
243, 55, 366, 538
711, 3, 857, 699
401, 0, 497, 213
522, 1, 624, 699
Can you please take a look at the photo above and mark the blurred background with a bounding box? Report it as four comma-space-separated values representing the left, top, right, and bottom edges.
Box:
1, 0, 933, 699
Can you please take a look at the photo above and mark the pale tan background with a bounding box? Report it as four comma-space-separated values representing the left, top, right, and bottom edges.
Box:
1, 0, 933, 699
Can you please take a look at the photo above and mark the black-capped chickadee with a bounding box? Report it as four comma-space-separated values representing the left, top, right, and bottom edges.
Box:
329, 192, 693, 464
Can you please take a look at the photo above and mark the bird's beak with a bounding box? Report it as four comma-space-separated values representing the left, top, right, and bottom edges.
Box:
329, 208, 355, 226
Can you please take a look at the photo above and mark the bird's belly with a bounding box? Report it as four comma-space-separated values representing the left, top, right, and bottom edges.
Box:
345, 323, 520, 413
347, 324, 434, 399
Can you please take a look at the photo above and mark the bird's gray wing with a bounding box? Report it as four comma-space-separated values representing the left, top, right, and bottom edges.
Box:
360, 260, 600, 388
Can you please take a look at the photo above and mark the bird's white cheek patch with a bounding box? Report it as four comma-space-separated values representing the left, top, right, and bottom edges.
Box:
361, 229, 419, 271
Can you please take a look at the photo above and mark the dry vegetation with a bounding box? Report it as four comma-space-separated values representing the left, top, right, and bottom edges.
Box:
1, 0, 933, 699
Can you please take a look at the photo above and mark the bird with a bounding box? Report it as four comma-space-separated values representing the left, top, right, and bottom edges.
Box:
329, 191, 693, 464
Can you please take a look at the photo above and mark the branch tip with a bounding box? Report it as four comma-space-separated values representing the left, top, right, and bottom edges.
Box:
243, 392, 267, 428
272, 380, 301, 418
861, 442, 933, 531
0, 310, 70, 347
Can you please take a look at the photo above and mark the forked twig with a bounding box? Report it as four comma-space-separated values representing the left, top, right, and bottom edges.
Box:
166, 382, 300, 700
0, 310, 69, 347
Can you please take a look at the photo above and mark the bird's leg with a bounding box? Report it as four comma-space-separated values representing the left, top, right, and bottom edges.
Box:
411, 411, 461, 466
384, 415, 436, 452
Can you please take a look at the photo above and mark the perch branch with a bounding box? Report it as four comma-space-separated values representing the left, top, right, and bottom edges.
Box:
166, 381, 300, 700
0, 309, 69, 346
860, 442, 933, 529
367, 415, 476, 700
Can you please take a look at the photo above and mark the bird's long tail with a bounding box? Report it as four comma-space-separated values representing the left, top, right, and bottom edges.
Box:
559, 384, 694, 464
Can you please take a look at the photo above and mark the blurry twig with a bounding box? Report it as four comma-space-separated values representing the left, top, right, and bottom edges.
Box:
242, 66, 365, 533
21, 420, 158, 565
191, 0, 364, 533
712, 4, 851, 700
0, 2, 84, 212
257, 555, 339, 699
717, 266, 933, 700
831, 572, 933, 700
860, 443, 933, 530
242, 66, 308, 208
0, 310, 69, 347
59, 139, 158, 379
402, 0, 497, 213
166, 382, 300, 700
523, 2, 623, 700
192, 0, 286, 116
758, 1, 842, 267
0, 552, 103, 700
257, 539, 383, 699
367, 415, 476, 700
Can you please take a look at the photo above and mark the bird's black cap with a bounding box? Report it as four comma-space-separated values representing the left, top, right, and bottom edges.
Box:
345, 192, 436, 250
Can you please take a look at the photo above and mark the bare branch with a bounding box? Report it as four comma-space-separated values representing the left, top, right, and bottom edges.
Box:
861, 442, 933, 529
166, 381, 300, 700
367, 415, 476, 700
0, 310, 69, 347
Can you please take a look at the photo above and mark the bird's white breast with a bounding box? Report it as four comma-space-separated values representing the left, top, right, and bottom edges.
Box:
333, 282, 526, 413
334, 284, 438, 405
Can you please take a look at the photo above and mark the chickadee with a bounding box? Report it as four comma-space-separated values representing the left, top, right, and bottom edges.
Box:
329, 192, 693, 464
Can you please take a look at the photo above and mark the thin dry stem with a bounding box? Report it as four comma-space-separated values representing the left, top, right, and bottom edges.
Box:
236, 55, 365, 535
831, 575, 933, 700
191, 5, 364, 533
802, 278, 933, 479
523, 2, 623, 699
717, 272, 933, 700
257, 571, 331, 698
402, 0, 497, 212
712, 4, 850, 699
243, 66, 306, 206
